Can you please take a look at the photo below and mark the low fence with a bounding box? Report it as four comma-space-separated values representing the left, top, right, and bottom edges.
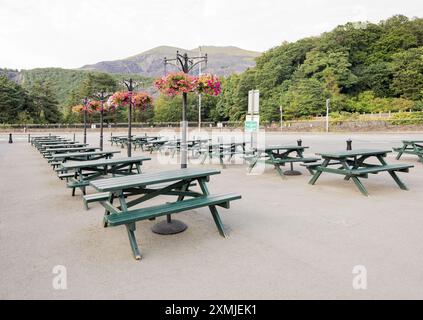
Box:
1, 118, 423, 133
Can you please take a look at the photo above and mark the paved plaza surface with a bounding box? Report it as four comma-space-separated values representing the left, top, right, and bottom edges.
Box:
0, 131, 422, 299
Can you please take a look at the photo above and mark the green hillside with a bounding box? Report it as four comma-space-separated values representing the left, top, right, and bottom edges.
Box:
209, 15, 423, 122
18, 68, 151, 109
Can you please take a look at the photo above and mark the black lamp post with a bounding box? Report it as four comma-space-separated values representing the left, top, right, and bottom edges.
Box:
123, 79, 138, 157
151, 51, 208, 236
82, 98, 89, 144
93, 92, 112, 151
163, 51, 207, 169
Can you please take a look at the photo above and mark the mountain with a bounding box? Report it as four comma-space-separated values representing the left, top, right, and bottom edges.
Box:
81, 45, 261, 77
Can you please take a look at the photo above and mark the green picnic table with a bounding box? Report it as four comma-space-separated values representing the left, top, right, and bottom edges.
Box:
166, 139, 210, 158
59, 156, 151, 197
33, 138, 69, 148
45, 146, 99, 155
89, 168, 241, 260
41, 143, 87, 149
308, 149, 414, 196
246, 145, 320, 177
51, 150, 120, 162
133, 136, 161, 150
31, 136, 63, 145
200, 142, 248, 168
393, 140, 423, 163
110, 135, 134, 148
143, 138, 170, 153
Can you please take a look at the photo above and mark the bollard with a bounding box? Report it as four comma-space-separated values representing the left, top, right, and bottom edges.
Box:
297, 139, 302, 146
28, 133, 30, 143
73, 133, 75, 142
347, 139, 352, 150
9, 133, 13, 144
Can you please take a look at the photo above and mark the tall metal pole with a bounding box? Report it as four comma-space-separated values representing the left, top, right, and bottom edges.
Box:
326, 98, 330, 133
181, 92, 188, 168
280, 106, 283, 132
83, 110, 87, 144
123, 79, 134, 157
198, 46, 202, 132
128, 84, 133, 157
100, 96, 104, 151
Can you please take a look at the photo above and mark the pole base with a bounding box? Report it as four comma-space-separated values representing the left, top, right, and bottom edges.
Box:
284, 170, 302, 176
151, 219, 187, 235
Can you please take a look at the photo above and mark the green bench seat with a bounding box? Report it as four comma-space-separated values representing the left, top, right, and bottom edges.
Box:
106, 193, 241, 227
273, 157, 320, 164
301, 161, 343, 174
348, 164, 413, 175
58, 172, 75, 180
82, 192, 110, 210
67, 179, 89, 196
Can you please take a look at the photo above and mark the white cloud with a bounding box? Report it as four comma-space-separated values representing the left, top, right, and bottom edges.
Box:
0, 0, 422, 70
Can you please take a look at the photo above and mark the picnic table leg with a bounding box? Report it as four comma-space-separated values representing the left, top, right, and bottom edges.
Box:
412, 143, 423, 163
200, 152, 208, 164
126, 223, 142, 260
344, 156, 364, 181
198, 178, 227, 237
219, 147, 226, 169
309, 159, 330, 185
396, 143, 407, 160
350, 176, 369, 196
247, 157, 258, 173
338, 161, 369, 196
377, 155, 409, 191
103, 193, 115, 228
268, 152, 284, 178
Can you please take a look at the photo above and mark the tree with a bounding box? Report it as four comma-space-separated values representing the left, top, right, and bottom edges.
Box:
280, 78, 328, 119
0, 75, 30, 123
27, 80, 61, 123
391, 47, 423, 100
153, 94, 197, 123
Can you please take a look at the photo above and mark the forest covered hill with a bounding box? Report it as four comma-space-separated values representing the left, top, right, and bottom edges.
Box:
1, 15, 423, 124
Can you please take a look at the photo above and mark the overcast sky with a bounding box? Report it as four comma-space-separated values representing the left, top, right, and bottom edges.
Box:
1, 0, 422, 70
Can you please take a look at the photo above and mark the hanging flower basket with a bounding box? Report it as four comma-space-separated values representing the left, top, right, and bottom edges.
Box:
108, 91, 153, 110
132, 92, 153, 110
197, 74, 221, 96
154, 72, 221, 97
72, 103, 94, 114
154, 72, 198, 97
88, 100, 102, 112
108, 91, 132, 107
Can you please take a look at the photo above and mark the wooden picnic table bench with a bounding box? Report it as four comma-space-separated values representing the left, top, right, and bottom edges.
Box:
59, 156, 151, 197
165, 139, 210, 158
246, 145, 320, 177
31, 136, 63, 144
308, 149, 414, 196
44, 146, 100, 156
51, 150, 120, 162
89, 168, 241, 260
33, 138, 69, 147
393, 140, 423, 163
199, 142, 249, 168
143, 139, 169, 153
40, 142, 86, 149
133, 136, 161, 151
109, 136, 134, 148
